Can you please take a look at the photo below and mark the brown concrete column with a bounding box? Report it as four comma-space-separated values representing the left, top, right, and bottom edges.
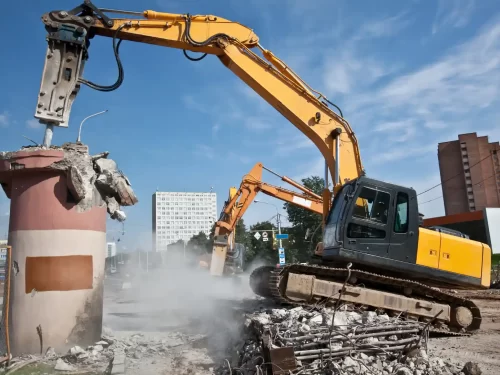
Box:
0, 150, 106, 355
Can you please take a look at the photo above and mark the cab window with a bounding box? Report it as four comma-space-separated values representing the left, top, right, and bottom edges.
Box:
394, 192, 409, 233
352, 187, 391, 224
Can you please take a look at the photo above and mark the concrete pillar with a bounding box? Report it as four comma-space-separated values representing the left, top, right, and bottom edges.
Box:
0, 149, 106, 355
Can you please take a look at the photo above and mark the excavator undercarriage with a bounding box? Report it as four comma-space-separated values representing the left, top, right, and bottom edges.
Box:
250, 264, 481, 335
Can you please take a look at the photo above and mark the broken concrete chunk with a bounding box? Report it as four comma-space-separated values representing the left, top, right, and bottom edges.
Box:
77, 352, 89, 360
96, 340, 111, 347
253, 315, 271, 326
95, 158, 118, 174
462, 362, 482, 375
69, 345, 85, 355
299, 323, 311, 333
67, 165, 85, 201
343, 356, 358, 370
362, 311, 378, 324
271, 309, 288, 319
55, 358, 75, 371
102, 326, 114, 337
377, 314, 390, 323
395, 367, 412, 375
115, 178, 138, 206
45, 346, 56, 357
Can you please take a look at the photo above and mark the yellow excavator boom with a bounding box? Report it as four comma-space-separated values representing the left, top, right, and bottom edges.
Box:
210, 162, 323, 275
35, 3, 364, 224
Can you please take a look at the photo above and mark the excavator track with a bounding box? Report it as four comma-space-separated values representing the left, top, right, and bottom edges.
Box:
250, 263, 482, 336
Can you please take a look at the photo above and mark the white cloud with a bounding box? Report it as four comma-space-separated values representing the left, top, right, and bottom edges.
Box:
432, 0, 475, 35
322, 13, 410, 96
324, 51, 400, 96
342, 16, 500, 165
26, 119, 42, 129
370, 144, 436, 164
0, 111, 9, 127
374, 120, 417, 143
193, 144, 215, 159
244, 117, 273, 131
275, 134, 314, 156
353, 12, 413, 41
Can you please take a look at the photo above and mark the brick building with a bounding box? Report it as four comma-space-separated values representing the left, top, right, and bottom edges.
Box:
438, 133, 500, 215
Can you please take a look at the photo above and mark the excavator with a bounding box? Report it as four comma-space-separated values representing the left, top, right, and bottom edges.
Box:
34, 2, 491, 334
209, 162, 323, 276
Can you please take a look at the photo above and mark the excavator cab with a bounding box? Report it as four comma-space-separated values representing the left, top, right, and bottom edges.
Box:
323, 176, 419, 271
322, 175, 490, 290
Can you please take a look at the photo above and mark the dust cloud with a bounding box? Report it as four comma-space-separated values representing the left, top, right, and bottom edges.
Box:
104, 249, 272, 361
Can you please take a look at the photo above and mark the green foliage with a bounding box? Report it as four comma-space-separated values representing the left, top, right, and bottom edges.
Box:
235, 218, 248, 245
245, 221, 277, 266
492, 253, 500, 266
187, 231, 211, 255
282, 175, 325, 262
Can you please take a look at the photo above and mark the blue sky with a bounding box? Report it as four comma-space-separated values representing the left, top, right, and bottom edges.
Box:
1, 0, 499, 250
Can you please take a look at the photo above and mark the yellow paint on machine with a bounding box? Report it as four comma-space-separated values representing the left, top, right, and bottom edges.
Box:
439, 233, 482, 278
416, 229, 440, 268
417, 228, 490, 286
481, 244, 492, 287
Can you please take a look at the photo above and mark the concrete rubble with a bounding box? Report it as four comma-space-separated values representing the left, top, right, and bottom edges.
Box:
216, 305, 482, 375
1, 335, 117, 373
0, 143, 138, 221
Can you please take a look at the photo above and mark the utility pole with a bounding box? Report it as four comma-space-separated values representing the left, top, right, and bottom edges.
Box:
276, 213, 282, 249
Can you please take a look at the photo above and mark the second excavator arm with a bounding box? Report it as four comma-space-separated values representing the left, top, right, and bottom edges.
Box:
211, 162, 323, 275
35, 2, 365, 206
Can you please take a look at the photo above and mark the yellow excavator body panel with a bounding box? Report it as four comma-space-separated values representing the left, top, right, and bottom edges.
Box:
416, 228, 491, 286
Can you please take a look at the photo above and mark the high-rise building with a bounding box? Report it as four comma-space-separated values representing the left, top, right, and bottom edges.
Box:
438, 133, 500, 215
152, 191, 217, 252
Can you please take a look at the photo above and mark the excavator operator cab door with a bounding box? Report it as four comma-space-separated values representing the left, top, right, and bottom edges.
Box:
324, 177, 419, 265
343, 183, 392, 257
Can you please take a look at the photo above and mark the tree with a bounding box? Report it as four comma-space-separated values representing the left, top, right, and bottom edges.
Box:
234, 218, 249, 246
245, 221, 277, 266
283, 176, 325, 262
187, 231, 211, 255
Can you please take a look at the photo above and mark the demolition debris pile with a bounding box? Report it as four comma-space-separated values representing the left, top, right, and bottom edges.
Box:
218, 306, 478, 375
3, 336, 116, 374
0, 143, 138, 221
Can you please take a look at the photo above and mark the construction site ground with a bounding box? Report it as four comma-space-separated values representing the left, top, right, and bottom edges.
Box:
3, 266, 500, 374
97, 265, 500, 375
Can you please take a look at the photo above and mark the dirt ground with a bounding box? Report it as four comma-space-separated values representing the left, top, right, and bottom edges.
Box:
102, 268, 500, 375
427, 290, 500, 375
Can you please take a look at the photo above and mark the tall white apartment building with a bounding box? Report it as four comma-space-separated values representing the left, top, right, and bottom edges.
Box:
152, 191, 217, 251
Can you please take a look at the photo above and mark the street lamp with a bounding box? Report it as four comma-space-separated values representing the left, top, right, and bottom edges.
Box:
76, 110, 108, 143
254, 200, 283, 249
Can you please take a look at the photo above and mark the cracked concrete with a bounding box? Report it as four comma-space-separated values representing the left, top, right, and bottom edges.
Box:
0, 142, 138, 222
